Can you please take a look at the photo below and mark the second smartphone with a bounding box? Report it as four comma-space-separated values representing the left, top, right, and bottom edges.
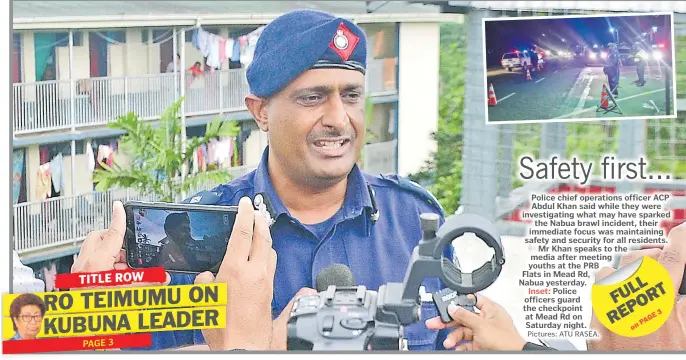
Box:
124, 201, 239, 274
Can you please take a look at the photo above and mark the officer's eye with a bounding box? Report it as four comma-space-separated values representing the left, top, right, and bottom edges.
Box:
297, 94, 324, 106
343, 92, 362, 103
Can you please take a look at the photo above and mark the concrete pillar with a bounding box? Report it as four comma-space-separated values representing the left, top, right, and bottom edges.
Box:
397, 22, 440, 177
460, 10, 499, 219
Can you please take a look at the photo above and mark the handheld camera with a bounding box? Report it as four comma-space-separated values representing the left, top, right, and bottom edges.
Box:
286, 212, 506, 351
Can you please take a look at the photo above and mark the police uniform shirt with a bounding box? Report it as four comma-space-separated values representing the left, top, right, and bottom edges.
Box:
129, 148, 454, 351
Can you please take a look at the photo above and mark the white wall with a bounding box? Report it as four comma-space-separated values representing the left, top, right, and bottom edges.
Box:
20, 33, 36, 101
243, 124, 269, 166
397, 22, 440, 177
108, 29, 162, 79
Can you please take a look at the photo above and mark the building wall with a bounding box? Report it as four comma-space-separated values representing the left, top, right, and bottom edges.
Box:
397, 22, 440, 177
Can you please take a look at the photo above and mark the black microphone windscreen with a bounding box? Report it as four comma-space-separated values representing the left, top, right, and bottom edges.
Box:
315, 264, 356, 292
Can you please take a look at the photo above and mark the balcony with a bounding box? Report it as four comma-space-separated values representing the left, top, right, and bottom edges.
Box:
12, 58, 398, 136
14, 140, 398, 262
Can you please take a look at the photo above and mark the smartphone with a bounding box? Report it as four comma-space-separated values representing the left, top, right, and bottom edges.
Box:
124, 201, 238, 274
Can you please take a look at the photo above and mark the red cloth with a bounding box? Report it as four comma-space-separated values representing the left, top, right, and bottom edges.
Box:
39, 147, 49, 165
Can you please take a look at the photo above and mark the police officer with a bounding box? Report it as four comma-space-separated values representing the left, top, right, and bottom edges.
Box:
603, 43, 621, 97
72, 9, 453, 351
634, 48, 647, 87
529, 47, 539, 72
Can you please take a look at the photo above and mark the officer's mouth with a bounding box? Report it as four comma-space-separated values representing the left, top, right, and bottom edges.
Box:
310, 137, 352, 158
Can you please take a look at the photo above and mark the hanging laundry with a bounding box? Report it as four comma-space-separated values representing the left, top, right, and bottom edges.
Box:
39, 147, 49, 165
228, 138, 234, 166
97, 144, 114, 167
86, 141, 95, 174
206, 33, 223, 69
42, 262, 57, 292
13, 149, 24, 204
224, 38, 234, 65
207, 138, 218, 165
192, 27, 212, 57
199, 144, 208, 172
231, 39, 241, 62
239, 26, 265, 67
215, 137, 232, 168
36, 163, 52, 200
191, 147, 199, 175
218, 38, 227, 68
49, 153, 64, 193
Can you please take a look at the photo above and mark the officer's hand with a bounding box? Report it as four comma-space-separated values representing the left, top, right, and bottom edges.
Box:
270, 287, 317, 350
426, 294, 526, 351
71, 201, 171, 288
588, 222, 686, 351
195, 197, 277, 351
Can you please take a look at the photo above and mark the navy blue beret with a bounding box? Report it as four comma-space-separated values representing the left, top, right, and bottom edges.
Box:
246, 9, 367, 98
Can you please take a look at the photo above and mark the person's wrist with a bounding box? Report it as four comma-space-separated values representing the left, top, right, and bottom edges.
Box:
506, 336, 527, 351
226, 326, 272, 351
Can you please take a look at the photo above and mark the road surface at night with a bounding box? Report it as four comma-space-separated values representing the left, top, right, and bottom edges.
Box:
486, 61, 673, 123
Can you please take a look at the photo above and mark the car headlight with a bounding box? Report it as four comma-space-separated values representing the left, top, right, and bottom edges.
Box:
653, 51, 663, 60
589, 53, 597, 59
600, 52, 608, 59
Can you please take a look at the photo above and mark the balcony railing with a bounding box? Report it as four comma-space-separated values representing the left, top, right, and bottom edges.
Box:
13, 140, 399, 255
12, 58, 397, 136
13, 165, 257, 254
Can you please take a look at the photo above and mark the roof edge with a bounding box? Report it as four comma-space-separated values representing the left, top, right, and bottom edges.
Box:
13, 12, 464, 30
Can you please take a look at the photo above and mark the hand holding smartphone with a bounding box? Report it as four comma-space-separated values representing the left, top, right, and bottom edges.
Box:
124, 201, 240, 274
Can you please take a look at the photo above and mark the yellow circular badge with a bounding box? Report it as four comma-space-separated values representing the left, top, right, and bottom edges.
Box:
591, 256, 675, 337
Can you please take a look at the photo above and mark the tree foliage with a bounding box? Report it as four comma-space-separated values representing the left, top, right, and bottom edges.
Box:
92, 99, 240, 202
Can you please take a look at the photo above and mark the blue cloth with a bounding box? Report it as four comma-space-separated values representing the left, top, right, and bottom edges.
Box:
231, 40, 241, 62
246, 9, 367, 98
128, 147, 454, 351
9, 332, 22, 341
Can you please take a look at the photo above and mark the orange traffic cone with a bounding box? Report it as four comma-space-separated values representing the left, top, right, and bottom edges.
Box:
526, 68, 532, 81
599, 84, 609, 109
488, 83, 497, 106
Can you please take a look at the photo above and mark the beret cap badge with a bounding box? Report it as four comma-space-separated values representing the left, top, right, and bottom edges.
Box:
329, 22, 359, 61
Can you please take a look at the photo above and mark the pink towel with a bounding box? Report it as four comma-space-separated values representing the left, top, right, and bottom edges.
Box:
219, 38, 227, 65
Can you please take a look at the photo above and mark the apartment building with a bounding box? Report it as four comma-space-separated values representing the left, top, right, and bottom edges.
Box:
11, 0, 461, 288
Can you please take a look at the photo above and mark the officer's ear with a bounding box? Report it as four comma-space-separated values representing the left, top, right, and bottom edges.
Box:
245, 94, 269, 132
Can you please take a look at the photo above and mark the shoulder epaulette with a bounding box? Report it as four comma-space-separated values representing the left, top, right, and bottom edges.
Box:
182, 190, 222, 205
380, 174, 445, 218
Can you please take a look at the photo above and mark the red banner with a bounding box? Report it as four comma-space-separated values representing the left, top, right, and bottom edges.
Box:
2, 333, 152, 354
54, 268, 167, 289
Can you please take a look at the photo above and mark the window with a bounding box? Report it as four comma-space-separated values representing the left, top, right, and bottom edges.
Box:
143, 29, 173, 43
54, 32, 83, 47
359, 23, 397, 59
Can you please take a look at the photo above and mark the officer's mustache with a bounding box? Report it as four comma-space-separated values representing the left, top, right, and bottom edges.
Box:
307, 129, 357, 142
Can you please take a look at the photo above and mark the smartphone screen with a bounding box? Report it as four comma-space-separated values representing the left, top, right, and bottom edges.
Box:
124, 202, 237, 274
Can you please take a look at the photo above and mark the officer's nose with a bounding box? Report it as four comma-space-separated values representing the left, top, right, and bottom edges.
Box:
321, 94, 349, 132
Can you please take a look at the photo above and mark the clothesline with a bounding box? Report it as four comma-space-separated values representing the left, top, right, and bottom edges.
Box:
191, 25, 265, 69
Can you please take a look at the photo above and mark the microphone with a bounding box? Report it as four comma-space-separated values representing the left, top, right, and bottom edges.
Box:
315, 264, 356, 292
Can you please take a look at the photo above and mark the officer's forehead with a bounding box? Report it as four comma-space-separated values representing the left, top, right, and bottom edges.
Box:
283, 69, 365, 93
